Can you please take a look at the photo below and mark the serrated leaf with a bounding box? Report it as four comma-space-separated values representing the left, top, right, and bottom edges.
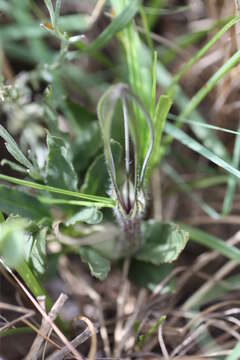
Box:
24, 227, 47, 276
136, 221, 189, 264
0, 185, 50, 221
46, 134, 78, 191
77, 247, 110, 280
65, 207, 103, 226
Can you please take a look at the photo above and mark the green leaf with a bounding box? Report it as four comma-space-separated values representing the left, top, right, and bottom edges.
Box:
182, 224, 240, 263
0, 185, 50, 221
1, 159, 29, 174
111, 0, 152, 162
0, 125, 32, 169
172, 16, 240, 86
77, 247, 110, 280
65, 207, 103, 226
149, 94, 173, 171
0, 218, 26, 268
164, 122, 240, 180
177, 48, 240, 122
0, 173, 115, 207
46, 133, 78, 191
136, 221, 189, 265
129, 260, 174, 291
81, 140, 122, 196
85, 0, 139, 53
24, 227, 47, 276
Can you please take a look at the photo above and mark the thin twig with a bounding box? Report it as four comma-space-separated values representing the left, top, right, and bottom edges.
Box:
0, 259, 83, 360
46, 326, 97, 360
26, 293, 68, 360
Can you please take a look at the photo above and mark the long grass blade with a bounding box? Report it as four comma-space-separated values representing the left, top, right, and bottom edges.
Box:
164, 164, 220, 219
182, 225, 240, 262
164, 122, 240, 180
0, 174, 115, 206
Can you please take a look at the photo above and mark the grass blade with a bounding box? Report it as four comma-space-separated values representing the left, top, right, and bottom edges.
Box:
164, 122, 240, 180
172, 16, 240, 86
178, 49, 240, 121
164, 164, 220, 219
0, 174, 115, 207
86, 0, 139, 53
38, 197, 113, 209
182, 225, 240, 262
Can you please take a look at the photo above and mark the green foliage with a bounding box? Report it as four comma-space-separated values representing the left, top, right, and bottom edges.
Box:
77, 247, 110, 281
46, 133, 78, 191
23, 225, 48, 276
81, 140, 122, 196
0, 125, 40, 179
0, 185, 50, 221
129, 260, 173, 291
183, 225, 240, 263
65, 207, 103, 226
136, 222, 189, 264
0, 218, 26, 268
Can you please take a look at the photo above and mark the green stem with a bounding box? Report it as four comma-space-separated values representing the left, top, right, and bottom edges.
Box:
16, 261, 52, 311
16, 261, 69, 332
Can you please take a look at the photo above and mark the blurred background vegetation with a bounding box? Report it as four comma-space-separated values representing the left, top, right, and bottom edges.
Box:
1, 0, 240, 359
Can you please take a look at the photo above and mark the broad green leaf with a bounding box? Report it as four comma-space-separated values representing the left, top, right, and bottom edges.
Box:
77, 247, 110, 280
129, 260, 173, 291
164, 122, 240, 180
46, 133, 78, 191
65, 207, 103, 227
81, 140, 122, 196
0, 185, 50, 221
183, 225, 240, 262
0, 125, 32, 169
0, 173, 115, 207
24, 227, 47, 276
0, 218, 26, 268
136, 221, 189, 265
86, 0, 139, 53
67, 100, 102, 172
